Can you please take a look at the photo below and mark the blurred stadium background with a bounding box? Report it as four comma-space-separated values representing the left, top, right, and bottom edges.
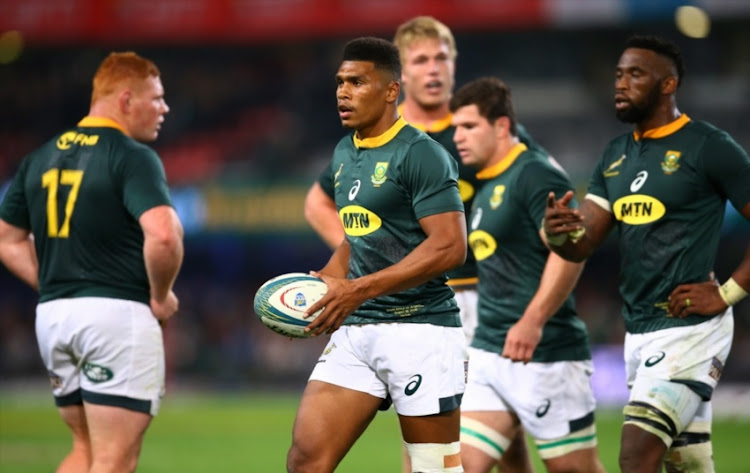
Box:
1, 0, 749, 471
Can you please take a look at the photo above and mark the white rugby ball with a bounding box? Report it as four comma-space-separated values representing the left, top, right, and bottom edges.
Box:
253, 272, 328, 338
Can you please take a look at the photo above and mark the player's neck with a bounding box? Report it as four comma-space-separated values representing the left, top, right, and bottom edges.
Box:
399, 98, 451, 128
88, 102, 128, 132
635, 102, 681, 136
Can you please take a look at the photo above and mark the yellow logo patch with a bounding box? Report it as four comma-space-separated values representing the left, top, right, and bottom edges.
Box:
613, 194, 666, 224
339, 205, 382, 236
371, 162, 389, 186
468, 230, 497, 261
57, 131, 99, 150
457, 179, 475, 203
490, 185, 505, 210
333, 163, 343, 188
603, 154, 627, 177
661, 150, 681, 175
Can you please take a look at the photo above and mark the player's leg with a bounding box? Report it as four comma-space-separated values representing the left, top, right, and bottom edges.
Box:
508, 358, 603, 473
460, 410, 524, 473
453, 289, 532, 473
663, 401, 714, 473
56, 404, 91, 473
78, 297, 166, 472
406, 434, 522, 473
84, 403, 152, 473
536, 423, 605, 473
620, 312, 732, 473
375, 323, 467, 473
399, 408, 463, 473
36, 300, 92, 472
287, 380, 382, 473
496, 431, 533, 473
288, 326, 393, 473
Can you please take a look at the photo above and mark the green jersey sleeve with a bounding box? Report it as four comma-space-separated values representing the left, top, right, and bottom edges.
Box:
0, 159, 30, 229
117, 147, 173, 219
701, 131, 750, 210
400, 139, 463, 220
517, 156, 578, 229
316, 162, 335, 199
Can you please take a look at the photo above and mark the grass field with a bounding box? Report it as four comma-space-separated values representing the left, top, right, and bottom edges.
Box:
1, 390, 748, 472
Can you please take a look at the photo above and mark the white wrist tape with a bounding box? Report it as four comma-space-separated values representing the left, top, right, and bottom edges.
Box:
719, 278, 748, 306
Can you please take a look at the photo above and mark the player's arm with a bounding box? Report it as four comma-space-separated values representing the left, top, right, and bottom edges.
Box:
503, 250, 584, 363
0, 219, 38, 291
543, 191, 614, 262
669, 201, 750, 318
140, 205, 184, 321
669, 134, 750, 318
304, 182, 344, 250
306, 210, 466, 336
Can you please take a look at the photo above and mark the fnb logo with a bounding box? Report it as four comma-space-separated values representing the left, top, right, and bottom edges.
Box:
57, 132, 99, 150
339, 205, 382, 236
613, 195, 665, 224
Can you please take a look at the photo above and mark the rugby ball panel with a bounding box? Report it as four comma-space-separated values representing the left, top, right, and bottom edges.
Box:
253, 273, 327, 338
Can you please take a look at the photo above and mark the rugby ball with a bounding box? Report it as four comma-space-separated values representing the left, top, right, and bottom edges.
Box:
253, 272, 328, 338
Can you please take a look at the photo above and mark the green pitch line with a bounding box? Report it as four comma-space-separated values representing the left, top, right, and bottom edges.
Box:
1, 391, 748, 472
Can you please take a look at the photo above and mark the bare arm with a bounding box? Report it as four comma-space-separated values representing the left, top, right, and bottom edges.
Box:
669, 201, 750, 317
0, 219, 38, 291
543, 191, 615, 262
305, 210, 467, 335
503, 249, 585, 363
140, 205, 184, 321
304, 182, 344, 250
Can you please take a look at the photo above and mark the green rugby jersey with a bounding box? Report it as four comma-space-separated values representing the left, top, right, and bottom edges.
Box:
587, 115, 750, 333
330, 117, 464, 326
318, 110, 547, 286
468, 143, 591, 361
0, 117, 173, 304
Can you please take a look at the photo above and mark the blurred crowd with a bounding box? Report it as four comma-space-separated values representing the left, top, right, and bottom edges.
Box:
1, 21, 749, 391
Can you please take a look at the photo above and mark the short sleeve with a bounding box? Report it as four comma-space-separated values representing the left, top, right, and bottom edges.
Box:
587, 144, 612, 202
0, 158, 31, 229
119, 148, 173, 219
402, 139, 463, 219
701, 131, 750, 210
517, 156, 577, 229
316, 162, 335, 199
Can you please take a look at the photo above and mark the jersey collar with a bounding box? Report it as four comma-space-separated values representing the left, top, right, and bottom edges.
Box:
633, 114, 690, 141
476, 143, 528, 180
397, 104, 453, 133
353, 117, 408, 149
78, 116, 130, 136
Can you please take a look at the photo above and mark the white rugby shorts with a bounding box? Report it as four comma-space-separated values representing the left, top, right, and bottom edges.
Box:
36, 297, 165, 416
309, 323, 468, 416
624, 309, 733, 427
454, 288, 478, 345
461, 347, 597, 440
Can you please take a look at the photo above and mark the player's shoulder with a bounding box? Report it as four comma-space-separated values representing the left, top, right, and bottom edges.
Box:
683, 119, 735, 143
519, 147, 569, 179
398, 124, 448, 154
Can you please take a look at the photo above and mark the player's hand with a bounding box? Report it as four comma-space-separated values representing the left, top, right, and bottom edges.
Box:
502, 318, 543, 363
668, 280, 727, 318
304, 271, 366, 336
151, 290, 179, 323
544, 191, 582, 237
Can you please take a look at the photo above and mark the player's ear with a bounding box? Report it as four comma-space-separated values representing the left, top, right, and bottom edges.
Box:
386, 80, 400, 104
494, 116, 511, 137
661, 75, 678, 95
118, 90, 132, 114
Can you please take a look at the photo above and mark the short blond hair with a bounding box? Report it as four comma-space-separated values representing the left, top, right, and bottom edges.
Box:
91, 52, 160, 105
393, 16, 457, 63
